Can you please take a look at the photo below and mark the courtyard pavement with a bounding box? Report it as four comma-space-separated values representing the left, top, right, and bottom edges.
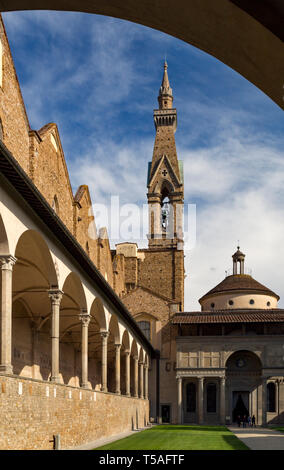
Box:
228, 426, 284, 450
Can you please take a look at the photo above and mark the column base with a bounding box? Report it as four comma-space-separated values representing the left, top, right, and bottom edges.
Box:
0, 364, 13, 374
115, 390, 121, 395
101, 386, 108, 392
50, 376, 61, 383
126, 392, 131, 397
81, 382, 90, 389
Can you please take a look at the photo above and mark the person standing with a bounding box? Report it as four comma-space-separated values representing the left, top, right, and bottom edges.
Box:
252, 415, 256, 427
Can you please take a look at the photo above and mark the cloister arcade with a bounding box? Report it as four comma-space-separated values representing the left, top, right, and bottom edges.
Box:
0, 174, 151, 401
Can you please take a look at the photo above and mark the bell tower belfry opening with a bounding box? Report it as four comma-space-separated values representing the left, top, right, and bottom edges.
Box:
147, 61, 184, 250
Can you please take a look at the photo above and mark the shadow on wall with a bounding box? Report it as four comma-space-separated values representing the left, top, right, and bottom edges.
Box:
268, 411, 284, 425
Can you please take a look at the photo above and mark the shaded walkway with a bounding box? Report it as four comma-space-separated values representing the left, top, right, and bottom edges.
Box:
228, 426, 284, 450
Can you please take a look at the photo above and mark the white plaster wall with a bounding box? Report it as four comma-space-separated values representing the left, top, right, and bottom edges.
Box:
201, 292, 278, 311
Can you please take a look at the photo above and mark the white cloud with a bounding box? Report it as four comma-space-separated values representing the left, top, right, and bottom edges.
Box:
3, 10, 284, 312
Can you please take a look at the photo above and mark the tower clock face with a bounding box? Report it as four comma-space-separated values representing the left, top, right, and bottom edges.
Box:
236, 358, 246, 368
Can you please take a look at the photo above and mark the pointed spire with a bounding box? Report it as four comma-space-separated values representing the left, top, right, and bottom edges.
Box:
160, 61, 172, 96
158, 61, 173, 110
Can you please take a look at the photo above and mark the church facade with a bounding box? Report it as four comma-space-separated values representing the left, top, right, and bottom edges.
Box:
0, 14, 284, 449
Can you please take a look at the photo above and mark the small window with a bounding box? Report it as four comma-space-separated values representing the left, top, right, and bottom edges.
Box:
267, 301, 271, 307
52, 195, 59, 215
249, 299, 254, 305
229, 300, 234, 306
210, 303, 215, 309
86, 241, 90, 256
138, 321, 151, 341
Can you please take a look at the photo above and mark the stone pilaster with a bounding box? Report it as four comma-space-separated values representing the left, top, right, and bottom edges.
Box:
101, 331, 109, 392
220, 376, 226, 424
139, 361, 144, 399
177, 377, 183, 424
198, 376, 204, 425
125, 350, 130, 396
115, 344, 121, 394
79, 310, 91, 389
48, 289, 63, 383
262, 377, 267, 426
144, 363, 149, 400
0, 255, 17, 374
134, 356, 139, 398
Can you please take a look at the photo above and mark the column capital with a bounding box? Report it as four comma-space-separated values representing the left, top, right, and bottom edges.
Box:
115, 343, 122, 350
100, 330, 109, 339
79, 311, 91, 326
124, 349, 130, 357
48, 289, 63, 305
0, 255, 17, 270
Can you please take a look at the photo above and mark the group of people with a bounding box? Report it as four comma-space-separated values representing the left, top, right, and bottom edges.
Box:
236, 415, 256, 427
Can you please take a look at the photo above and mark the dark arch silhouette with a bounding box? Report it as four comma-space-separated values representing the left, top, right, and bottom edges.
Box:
0, 2, 284, 109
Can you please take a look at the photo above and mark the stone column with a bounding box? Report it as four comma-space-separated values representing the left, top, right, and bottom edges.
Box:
198, 376, 204, 424
101, 331, 109, 392
177, 377, 183, 424
0, 255, 17, 374
125, 350, 130, 396
48, 289, 63, 383
134, 356, 139, 398
79, 310, 91, 389
220, 376, 226, 424
139, 361, 144, 399
144, 363, 149, 399
262, 376, 267, 426
115, 344, 121, 394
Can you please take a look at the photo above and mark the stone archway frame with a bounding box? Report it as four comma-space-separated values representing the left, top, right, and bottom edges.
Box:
1, 1, 284, 109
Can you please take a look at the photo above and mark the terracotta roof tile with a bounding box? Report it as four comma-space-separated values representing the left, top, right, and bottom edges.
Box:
172, 309, 284, 324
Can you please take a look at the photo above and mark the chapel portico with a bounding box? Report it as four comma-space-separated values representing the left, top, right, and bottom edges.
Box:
173, 249, 284, 426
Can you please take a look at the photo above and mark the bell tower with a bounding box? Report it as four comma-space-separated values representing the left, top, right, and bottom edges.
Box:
147, 61, 184, 249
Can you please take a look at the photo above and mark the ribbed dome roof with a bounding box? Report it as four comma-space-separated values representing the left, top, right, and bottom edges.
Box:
199, 274, 279, 303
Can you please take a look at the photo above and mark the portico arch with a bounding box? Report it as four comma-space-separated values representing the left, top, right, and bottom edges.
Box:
225, 350, 262, 424
12, 229, 58, 381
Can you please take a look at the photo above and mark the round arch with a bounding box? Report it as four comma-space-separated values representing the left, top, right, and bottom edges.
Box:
14, 229, 58, 288
90, 297, 108, 331
225, 349, 262, 370
0, 212, 9, 254
1, 2, 283, 109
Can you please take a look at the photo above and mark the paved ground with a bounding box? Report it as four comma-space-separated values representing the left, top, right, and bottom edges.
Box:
65, 426, 153, 450
228, 426, 284, 450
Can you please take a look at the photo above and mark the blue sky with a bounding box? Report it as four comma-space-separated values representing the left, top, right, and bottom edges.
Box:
3, 11, 284, 310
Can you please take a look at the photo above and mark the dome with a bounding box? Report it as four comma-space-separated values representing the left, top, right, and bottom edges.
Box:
199, 247, 280, 311
199, 274, 279, 303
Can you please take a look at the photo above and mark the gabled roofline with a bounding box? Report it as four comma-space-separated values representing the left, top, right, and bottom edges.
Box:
0, 140, 155, 357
